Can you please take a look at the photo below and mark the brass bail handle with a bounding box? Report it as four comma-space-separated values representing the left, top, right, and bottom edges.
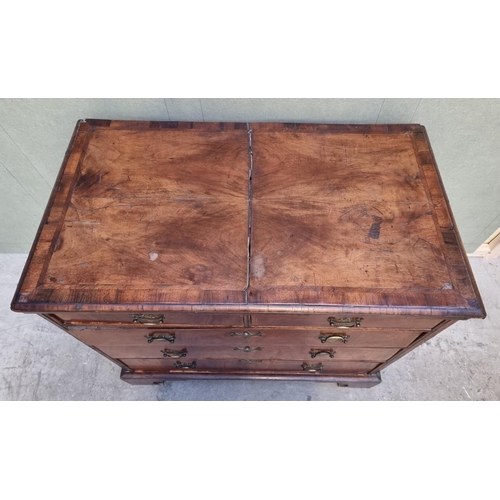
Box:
328, 317, 363, 329
302, 363, 323, 372
319, 334, 350, 344
161, 348, 188, 358
309, 349, 336, 359
132, 313, 164, 325
145, 333, 175, 343
174, 361, 196, 369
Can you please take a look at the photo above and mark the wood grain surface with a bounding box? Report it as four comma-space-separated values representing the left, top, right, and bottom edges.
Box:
98, 344, 400, 362
69, 327, 424, 348
11, 120, 485, 385
248, 125, 484, 317
120, 358, 380, 374
11, 120, 485, 320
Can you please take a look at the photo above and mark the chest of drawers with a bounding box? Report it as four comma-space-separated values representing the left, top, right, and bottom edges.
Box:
11, 120, 485, 387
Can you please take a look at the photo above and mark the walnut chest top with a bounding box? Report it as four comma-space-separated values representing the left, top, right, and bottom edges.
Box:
12, 120, 485, 320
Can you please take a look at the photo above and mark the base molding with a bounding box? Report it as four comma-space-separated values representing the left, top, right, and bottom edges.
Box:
120, 369, 382, 388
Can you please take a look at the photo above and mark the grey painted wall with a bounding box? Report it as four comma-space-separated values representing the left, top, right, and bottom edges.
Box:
0, 98, 498, 253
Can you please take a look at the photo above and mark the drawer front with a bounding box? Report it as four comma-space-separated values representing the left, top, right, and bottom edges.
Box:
55, 312, 244, 327
97, 344, 399, 362
70, 327, 423, 348
122, 358, 380, 374
251, 314, 441, 330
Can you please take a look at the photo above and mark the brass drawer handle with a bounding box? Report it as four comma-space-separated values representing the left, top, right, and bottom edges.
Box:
238, 359, 263, 364
302, 363, 323, 372
145, 333, 175, 343
162, 348, 187, 358
233, 346, 262, 353
230, 331, 262, 339
174, 361, 196, 369
319, 334, 350, 344
328, 317, 363, 328
132, 313, 164, 325
309, 349, 336, 359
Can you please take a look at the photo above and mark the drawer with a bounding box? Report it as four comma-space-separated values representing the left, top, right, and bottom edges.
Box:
70, 327, 422, 349
251, 314, 441, 330
54, 312, 244, 327
122, 358, 380, 374
97, 344, 399, 362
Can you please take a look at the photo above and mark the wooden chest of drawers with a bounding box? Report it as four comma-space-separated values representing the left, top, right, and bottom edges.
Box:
11, 120, 485, 387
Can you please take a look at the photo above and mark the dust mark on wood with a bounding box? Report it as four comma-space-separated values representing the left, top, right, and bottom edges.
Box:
251, 254, 266, 279
148, 251, 159, 261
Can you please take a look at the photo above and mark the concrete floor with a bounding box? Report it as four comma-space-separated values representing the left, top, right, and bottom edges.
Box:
1, 253, 499, 400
